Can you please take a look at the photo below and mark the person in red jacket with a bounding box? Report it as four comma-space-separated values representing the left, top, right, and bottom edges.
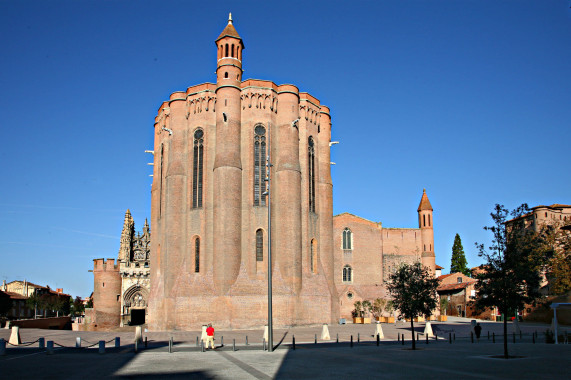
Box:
206, 323, 215, 349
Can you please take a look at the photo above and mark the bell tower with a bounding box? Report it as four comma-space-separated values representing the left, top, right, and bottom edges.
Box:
418, 189, 436, 275
213, 14, 244, 294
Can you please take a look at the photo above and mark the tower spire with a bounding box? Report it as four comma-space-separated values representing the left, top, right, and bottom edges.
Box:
228, 12, 233, 24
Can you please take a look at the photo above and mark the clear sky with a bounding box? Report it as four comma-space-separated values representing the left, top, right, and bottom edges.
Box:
1, 1, 570, 298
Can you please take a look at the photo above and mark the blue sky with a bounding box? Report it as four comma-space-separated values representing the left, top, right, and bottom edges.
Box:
1, 1, 570, 298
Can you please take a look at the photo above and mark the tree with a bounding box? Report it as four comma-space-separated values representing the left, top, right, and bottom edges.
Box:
539, 220, 571, 295
361, 300, 372, 318
440, 297, 449, 316
71, 296, 85, 316
372, 298, 387, 318
473, 204, 545, 359
0, 292, 13, 318
450, 233, 470, 276
387, 262, 439, 350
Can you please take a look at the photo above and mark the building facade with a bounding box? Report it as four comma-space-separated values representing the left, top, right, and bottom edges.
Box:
87, 210, 151, 329
333, 189, 435, 319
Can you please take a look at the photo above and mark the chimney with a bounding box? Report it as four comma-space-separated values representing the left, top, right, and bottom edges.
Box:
56, 288, 63, 294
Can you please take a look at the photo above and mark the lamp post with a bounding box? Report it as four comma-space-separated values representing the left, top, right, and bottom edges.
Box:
262, 126, 273, 353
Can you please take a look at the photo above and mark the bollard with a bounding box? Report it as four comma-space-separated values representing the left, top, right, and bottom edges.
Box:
46, 340, 54, 355
493, 332, 495, 343
263, 338, 266, 351
115, 337, 120, 348
471, 332, 474, 343
221, 336, 223, 347
233, 339, 236, 351
201, 340, 205, 352
532, 333, 535, 344
401, 334, 404, 345
417, 333, 420, 341
292, 336, 295, 350
246, 336, 249, 346
39, 337, 45, 349
449, 333, 452, 344
453, 332, 456, 341
9, 326, 21, 345
398, 333, 400, 342
377, 334, 380, 346
357, 333, 360, 343
336, 333, 339, 344
315, 334, 317, 344
350, 335, 353, 348
0, 338, 5, 356
76, 337, 81, 348
145, 336, 148, 348
435, 332, 437, 342
168, 337, 172, 353
135, 339, 138, 353
99, 340, 105, 354
426, 334, 428, 345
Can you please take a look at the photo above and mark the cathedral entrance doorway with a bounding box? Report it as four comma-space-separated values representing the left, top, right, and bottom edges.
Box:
131, 309, 145, 325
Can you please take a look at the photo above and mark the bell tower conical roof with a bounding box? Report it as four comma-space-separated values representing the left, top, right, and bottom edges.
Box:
215, 13, 244, 48
417, 189, 433, 212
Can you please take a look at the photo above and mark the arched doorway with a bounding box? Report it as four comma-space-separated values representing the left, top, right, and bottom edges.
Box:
123, 285, 148, 325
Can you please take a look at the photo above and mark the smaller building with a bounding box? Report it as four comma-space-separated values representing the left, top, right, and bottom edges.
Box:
0, 280, 71, 319
437, 272, 477, 318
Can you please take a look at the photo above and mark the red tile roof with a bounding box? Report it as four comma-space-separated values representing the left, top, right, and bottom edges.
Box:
435, 264, 444, 270
437, 274, 453, 281
417, 189, 433, 212
1, 291, 28, 300
437, 281, 477, 292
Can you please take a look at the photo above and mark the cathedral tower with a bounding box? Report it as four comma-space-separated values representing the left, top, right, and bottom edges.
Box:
147, 15, 337, 330
418, 189, 436, 275
213, 14, 244, 294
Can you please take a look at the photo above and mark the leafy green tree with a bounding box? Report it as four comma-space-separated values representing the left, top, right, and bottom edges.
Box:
361, 300, 372, 318
440, 297, 449, 315
388, 262, 439, 350
372, 298, 387, 318
0, 292, 13, 317
473, 204, 545, 359
71, 296, 85, 316
450, 233, 470, 276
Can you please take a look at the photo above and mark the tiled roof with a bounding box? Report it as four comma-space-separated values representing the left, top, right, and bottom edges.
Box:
435, 264, 444, 270
1, 291, 28, 300
417, 189, 433, 212
437, 281, 477, 292
216, 15, 243, 45
437, 274, 453, 281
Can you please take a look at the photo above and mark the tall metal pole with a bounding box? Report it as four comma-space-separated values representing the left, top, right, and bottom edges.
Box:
265, 123, 274, 352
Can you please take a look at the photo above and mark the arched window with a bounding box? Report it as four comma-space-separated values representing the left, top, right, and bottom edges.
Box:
194, 237, 200, 273
256, 229, 264, 262
308, 137, 316, 213
254, 125, 267, 206
428, 214, 431, 226
311, 239, 317, 273
231, 44, 235, 57
342, 228, 352, 250
343, 265, 352, 283
224, 72, 228, 78
225, 43, 228, 57
423, 214, 426, 227
192, 129, 204, 208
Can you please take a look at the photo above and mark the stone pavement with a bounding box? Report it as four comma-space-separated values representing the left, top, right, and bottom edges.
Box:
1, 318, 569, 379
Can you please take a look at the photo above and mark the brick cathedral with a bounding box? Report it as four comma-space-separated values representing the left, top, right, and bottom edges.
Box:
88, 15, 436, 330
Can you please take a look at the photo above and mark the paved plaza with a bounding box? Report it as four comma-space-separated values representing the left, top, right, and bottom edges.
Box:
1, 318, 569, 379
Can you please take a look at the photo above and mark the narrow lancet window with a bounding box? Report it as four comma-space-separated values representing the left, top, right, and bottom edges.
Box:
195, 237, 200, 273
308, 137, 316, 213
254, 125, 267, 206
343, 265, 352, 282
256, 229, 263, 262
342, 228, 353, 250
192, 129, 204, 208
